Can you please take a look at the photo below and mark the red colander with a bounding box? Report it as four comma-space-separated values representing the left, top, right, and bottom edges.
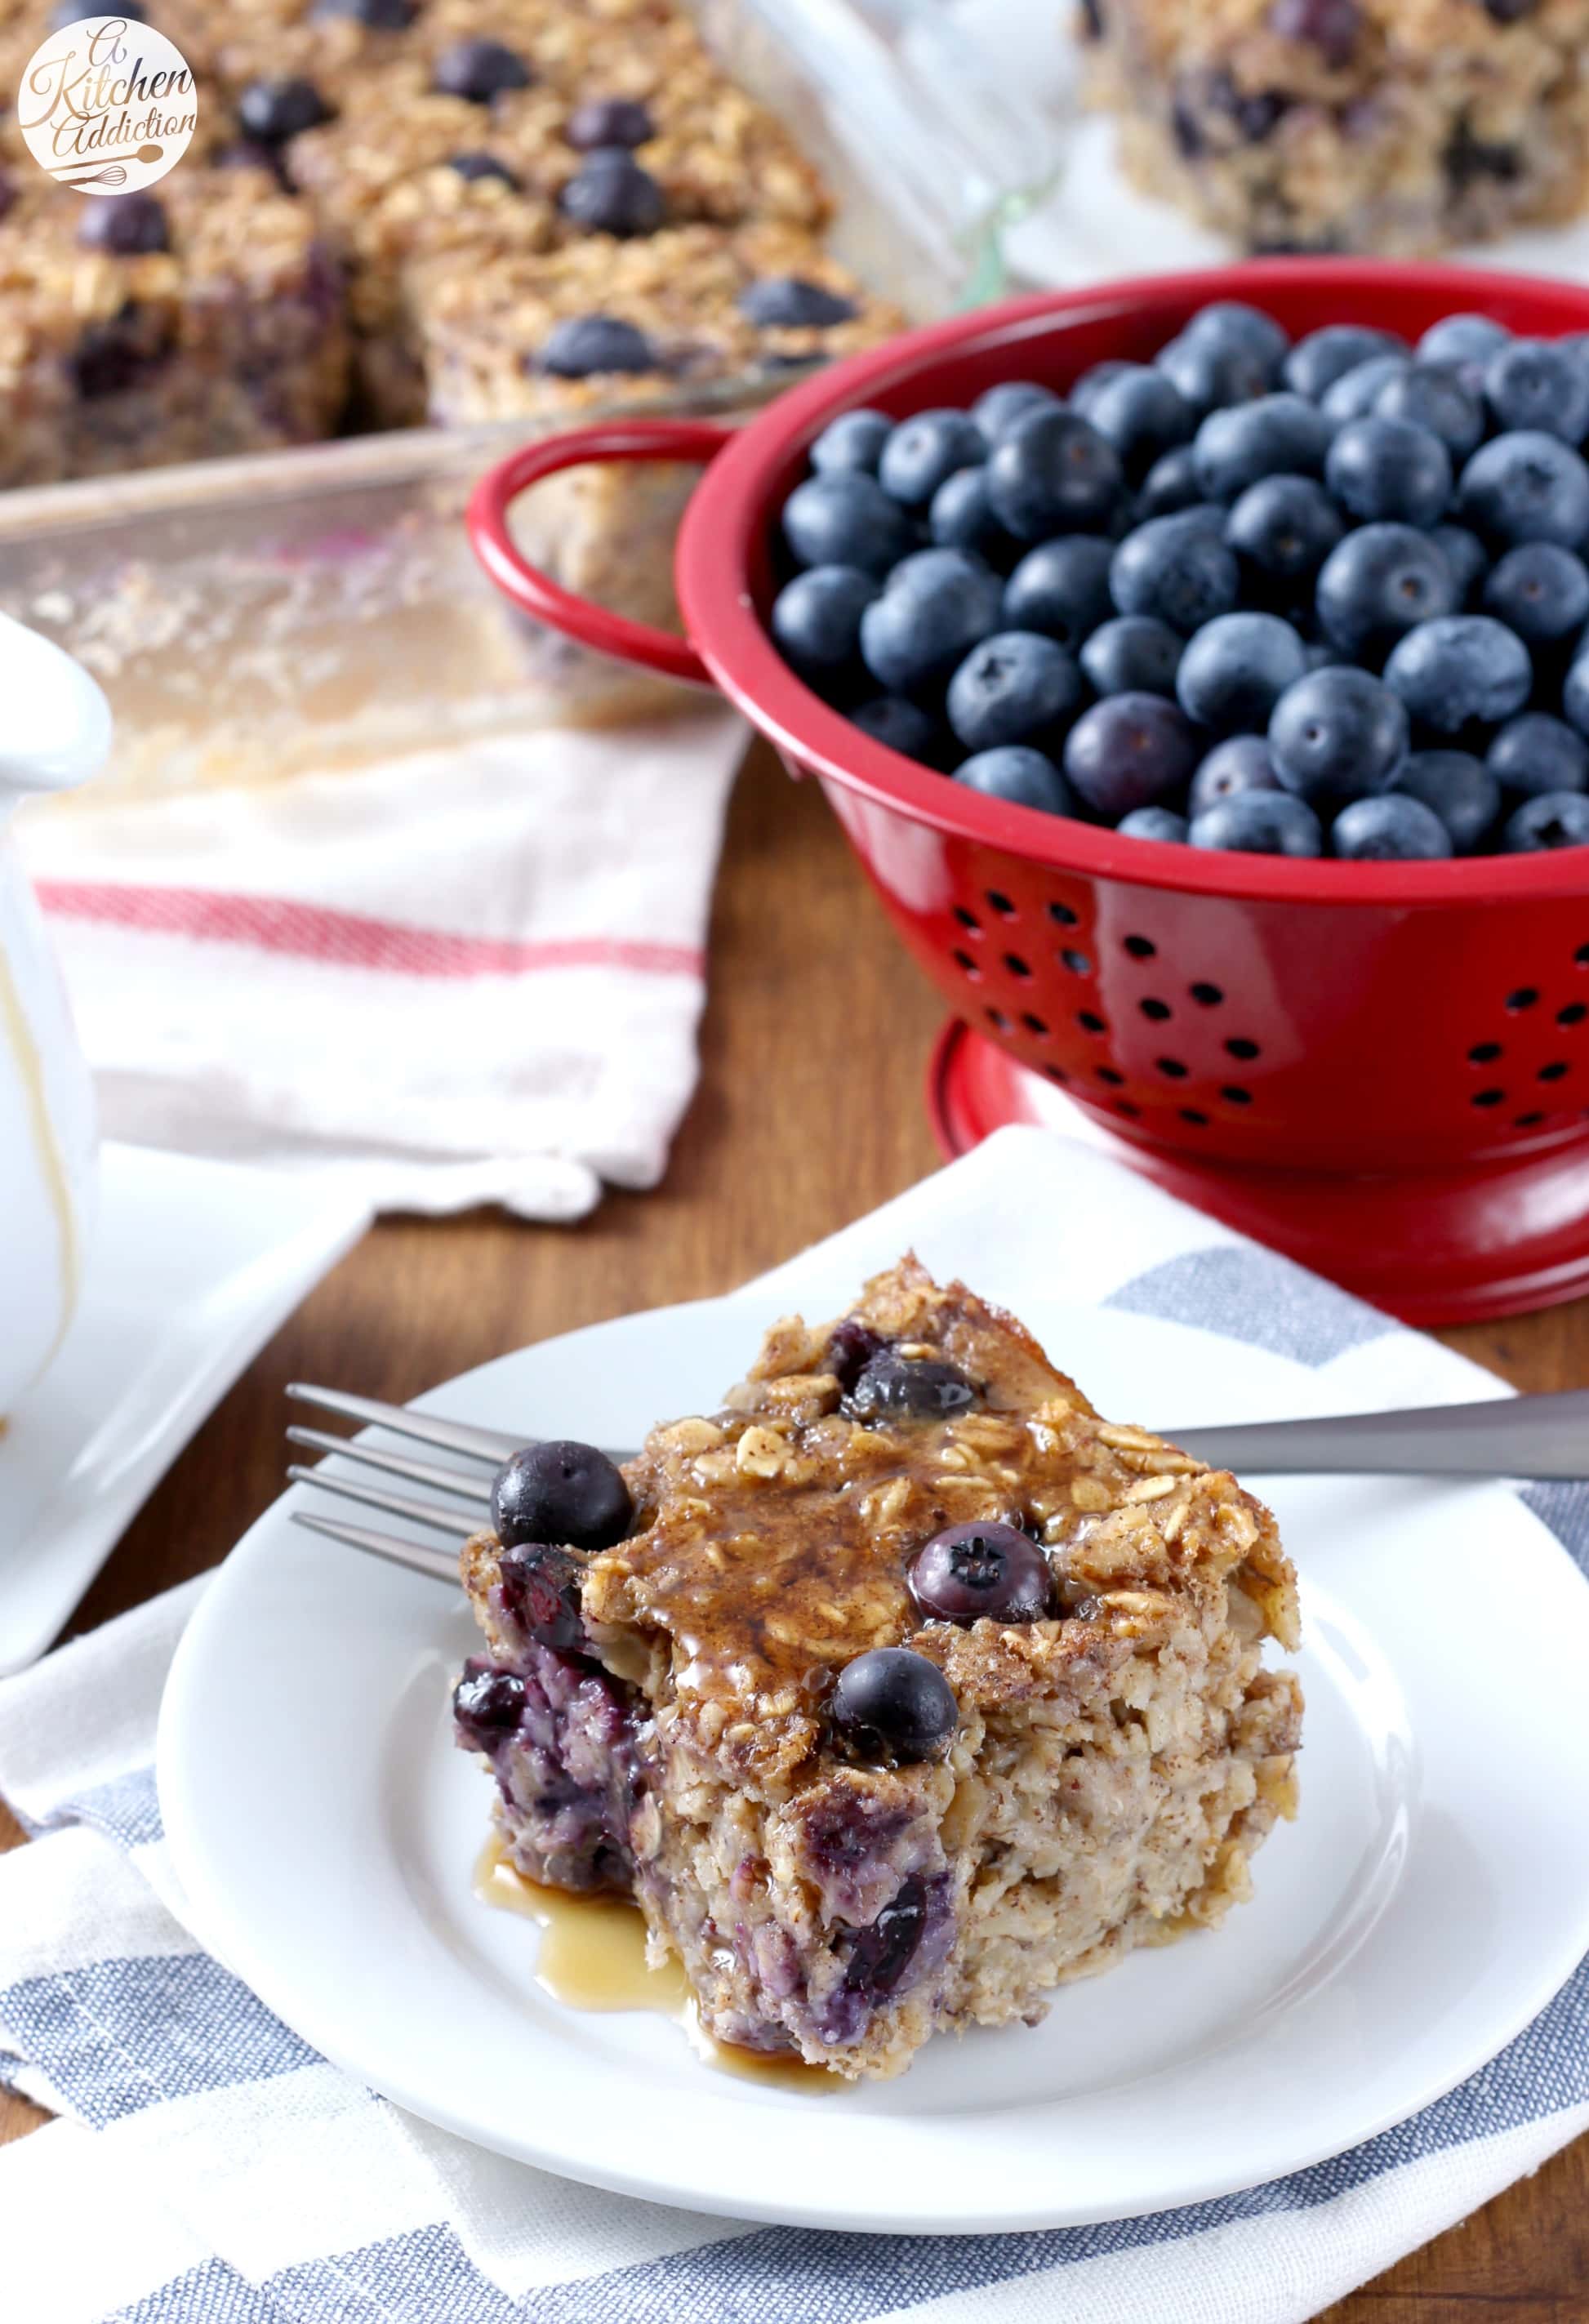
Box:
468, 261, 1589, 1325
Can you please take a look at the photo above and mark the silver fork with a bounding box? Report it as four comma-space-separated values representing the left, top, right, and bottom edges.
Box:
283, 1378, 1589, 1591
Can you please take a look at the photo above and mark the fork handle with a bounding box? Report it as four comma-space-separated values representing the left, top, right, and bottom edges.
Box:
1171, 1388, 1589, 1480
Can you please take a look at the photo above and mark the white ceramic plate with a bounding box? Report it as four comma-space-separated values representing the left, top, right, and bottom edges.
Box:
0, 1142, 368, 1675
157, 1279, 1589, 2233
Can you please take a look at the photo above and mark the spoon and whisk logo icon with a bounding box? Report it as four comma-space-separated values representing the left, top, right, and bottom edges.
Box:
16, 13, 197, 195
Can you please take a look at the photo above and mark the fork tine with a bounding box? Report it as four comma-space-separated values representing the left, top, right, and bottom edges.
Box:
287, 1463, 479, 1539
286, 1425, 492, 1506
285, 1382, 524, 1466
291, 1508, 461, 1587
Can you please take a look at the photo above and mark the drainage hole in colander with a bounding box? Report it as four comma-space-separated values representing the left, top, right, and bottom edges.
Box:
1507, 987, 1540, 1011
953, 906, 980, 934
1225, 1036, 1261, 1061
1078, 1010, 1106, 1035
1139, 998, 1172, 1022
1123, 935, 1156, 959
1472, 1089, 1506, 1107
1539, 1062, 1569, 1081
1157, 1057, 1189, 1079
986, 891, 1017, 919
1113, 1100, 1142, 1117
1061, 948, 1093, 975
1515, 1112, 1546, 1128
1576, 944, 1589, 967
1004, 952, 1032, 979
1097, 1066, 1125, 1087
1190, 982, 1224, 1008
986, 1007, 1011, 1031
1048, 902, 1079, 929
1469, 1041, 1503, 1063
1180, 1109, 1209, 1127
952, 950, 981, 978
1043, 1063, 1070, 1084
1560, 1004, 1587, 1026
1021, 1012, 1050, 1036
1222, 1086, 1253, 1106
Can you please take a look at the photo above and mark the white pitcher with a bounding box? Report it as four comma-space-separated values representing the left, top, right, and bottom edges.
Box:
0, 614, 109, 1417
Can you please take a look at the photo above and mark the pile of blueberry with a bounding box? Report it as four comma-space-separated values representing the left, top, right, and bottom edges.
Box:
769, 300, 1589, 858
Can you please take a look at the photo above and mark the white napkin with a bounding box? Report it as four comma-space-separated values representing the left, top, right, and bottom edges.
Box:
2, 1128, 1586, 2324
18, 712, 744, 1222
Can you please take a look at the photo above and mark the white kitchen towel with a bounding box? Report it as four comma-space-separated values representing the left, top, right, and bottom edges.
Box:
2, 1126, 1587, 2324
17, 712, 744, 1222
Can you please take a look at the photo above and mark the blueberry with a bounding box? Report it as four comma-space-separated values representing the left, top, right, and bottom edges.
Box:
929, 467, 1009, 559
781, 472, 913, 574
852, 697, 944, 760
839, 1872, 933, 2004
1418, 312, 1510, 387
908, 1520, 1056, 1623
1063, 692, 1202, 817
877, 409, 985, 509
986, 407, 1124, 540
1385, 750, 1499, 851
845, 1349, 976, 1421
493, 1439, 632, 1553
1182, 298, 1291, 373
1284, 324, 1405, 401
1565, 652, 1589, 740
955, 746, 1073, 813
1429, 523, 1489, 606
1080, 613, 1184, 697
947, 631, 1085, 753
1382, 616, 1532, 735
1458, 431, 1589, 549
1156, 332, 1271, 417
536, 315, 657, 377
771, 565, 879, 680
447, 151, 520, 187
1111, 510, 1240, 634
1135, 443, 1204, 519
1315, 523, 1458, 659
1503, 791, 1589, 850
972, 380, 1061, 443
1269, 666, 1409, 803
560, 150, 665, 235
1320, 353, 1409, 425
1191, 392, 1333, 502
1068, 361, 1133, 417
496, 1542, 587, 1654
75, 193, 169, 256
237, 76, 332, 142
1374, 363, 1484, 461
740, 278, 857, 329
1332, 793, 1453, 859
823, 1320, 885, 1391
1118, 805, 1190, 841
1189, 790, 1324, 855
1226, 474, 1345, 595
1176, 610, 1307, 736
1188, 733, 1282, 816
1486, 711, 1589, 797
1482, 543, 1589, 647
1084, 365, 1196, 475
453, 1662, 527, 1747
1002, 535, 1115, 646
1269, 0, 1363, 62
565, 98, 654, 149
1325, 416, 1451, 528
312, 0, 416, 20
830, 1648, 958, 1764
859, 549, 1004, 690
1484, 338, 1589, 444
809, 409, 892, 476
434, 38, 534, 101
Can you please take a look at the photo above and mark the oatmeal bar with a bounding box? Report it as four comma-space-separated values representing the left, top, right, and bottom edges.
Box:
1079, 0, 1589, 256
455, 1257, 1302, 2081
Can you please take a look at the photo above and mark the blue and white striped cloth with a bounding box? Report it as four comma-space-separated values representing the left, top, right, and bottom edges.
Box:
2, 1127, 1587, 2324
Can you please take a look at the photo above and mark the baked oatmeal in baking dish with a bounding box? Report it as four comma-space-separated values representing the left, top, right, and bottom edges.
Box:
454, 1256, 1302, 2080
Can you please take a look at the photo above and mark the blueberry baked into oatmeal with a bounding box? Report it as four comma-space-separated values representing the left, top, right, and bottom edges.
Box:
454, 1258, 1302, 2079
1076, 0, 1589, 256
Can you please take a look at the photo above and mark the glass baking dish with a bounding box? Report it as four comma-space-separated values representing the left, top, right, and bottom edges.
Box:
1, 0, 1057, 806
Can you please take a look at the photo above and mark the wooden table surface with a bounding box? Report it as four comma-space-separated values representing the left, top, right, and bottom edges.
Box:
3, 739, 1586, 2318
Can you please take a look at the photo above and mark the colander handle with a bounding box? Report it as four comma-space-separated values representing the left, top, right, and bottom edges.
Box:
466, 420, 732, 687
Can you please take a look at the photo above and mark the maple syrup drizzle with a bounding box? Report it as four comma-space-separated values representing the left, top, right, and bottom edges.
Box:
474, 1836, 833, 2092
